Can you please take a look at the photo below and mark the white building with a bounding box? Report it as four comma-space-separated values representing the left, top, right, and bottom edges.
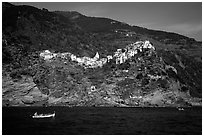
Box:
40, 50, 56, 60
93, 52, 100, 61
107, 55, 113, 62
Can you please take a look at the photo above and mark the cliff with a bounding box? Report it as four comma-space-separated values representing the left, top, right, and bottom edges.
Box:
2, 3, 201, 107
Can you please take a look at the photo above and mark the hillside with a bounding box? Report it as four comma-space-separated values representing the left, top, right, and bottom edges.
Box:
2, 3, 202, 107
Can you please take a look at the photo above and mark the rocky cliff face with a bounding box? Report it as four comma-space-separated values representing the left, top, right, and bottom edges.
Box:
2, 3, 202, 107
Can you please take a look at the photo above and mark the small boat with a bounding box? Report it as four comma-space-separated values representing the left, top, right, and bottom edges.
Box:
32, 111, 55, 118
177, 107, 184, 111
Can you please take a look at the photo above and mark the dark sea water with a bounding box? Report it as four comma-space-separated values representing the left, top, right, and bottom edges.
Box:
2, 107, 202, 135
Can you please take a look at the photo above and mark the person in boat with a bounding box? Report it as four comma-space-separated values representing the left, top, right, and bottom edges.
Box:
33, 111, 55, 116
34, 112, 43, 116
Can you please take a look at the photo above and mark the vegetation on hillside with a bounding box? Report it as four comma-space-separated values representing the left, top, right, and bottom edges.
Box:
2, 2, 202, 107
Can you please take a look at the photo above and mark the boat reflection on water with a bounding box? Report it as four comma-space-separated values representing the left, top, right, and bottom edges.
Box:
32, 111, 55, 118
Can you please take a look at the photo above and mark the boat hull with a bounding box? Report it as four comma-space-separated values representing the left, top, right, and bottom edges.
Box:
32, 113, 55, 118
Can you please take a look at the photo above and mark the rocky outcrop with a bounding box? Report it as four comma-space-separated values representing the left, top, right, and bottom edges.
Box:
2, 74, 48, 106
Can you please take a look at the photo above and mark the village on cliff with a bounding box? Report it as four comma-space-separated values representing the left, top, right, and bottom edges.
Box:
40, 40, 155, 69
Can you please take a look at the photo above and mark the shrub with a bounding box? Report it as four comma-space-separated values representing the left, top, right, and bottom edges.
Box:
10, 69, 22, 79
157, 78, 168, 89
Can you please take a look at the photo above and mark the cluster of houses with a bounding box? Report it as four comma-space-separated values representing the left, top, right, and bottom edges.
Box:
39, 50, 72, 60
70, 52, 109, 69
113, 40, 155, 64
39, 40, 155, 69
39, 50, 111, 68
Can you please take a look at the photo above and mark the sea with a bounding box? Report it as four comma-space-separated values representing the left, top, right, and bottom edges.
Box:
2, 107, 202, 135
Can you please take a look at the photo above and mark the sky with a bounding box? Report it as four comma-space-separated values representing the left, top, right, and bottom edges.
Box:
12, 2, 202, 41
